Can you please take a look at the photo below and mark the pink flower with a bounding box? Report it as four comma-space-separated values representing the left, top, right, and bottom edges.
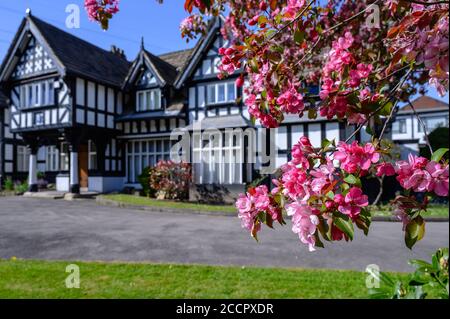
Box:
338, 187, 369, 218
376, 162, 396, 177
286, 201, 319, 252
310, 159, 335, 195
276, 83, 305, 114
253, 185, 271, 211
281, 163, 310, 201
426, 162, 449, 196
236, 194, 255, 231
334, 141, 380, 174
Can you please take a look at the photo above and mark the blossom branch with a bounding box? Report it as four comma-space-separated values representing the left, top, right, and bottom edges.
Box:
407, 99, 434, 155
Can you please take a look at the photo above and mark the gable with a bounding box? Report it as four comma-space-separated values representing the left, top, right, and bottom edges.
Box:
193, 35, 226, 78
136, 66, 158, 88
11, 35, 57, 80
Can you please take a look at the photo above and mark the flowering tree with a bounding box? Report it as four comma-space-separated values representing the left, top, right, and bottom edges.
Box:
85, 0, 449, 251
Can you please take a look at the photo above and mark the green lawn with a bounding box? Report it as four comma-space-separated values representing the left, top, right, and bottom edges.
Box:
101, 194, 237, 213
100, 194, 448, 218
0, 259, 409, 299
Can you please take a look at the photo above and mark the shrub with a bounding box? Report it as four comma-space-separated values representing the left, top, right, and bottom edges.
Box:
138, 166, 154, 197
149, 160, 191, 200
420, 126, 449, 160
14, 181, 29, 194
3, 178, 14, 191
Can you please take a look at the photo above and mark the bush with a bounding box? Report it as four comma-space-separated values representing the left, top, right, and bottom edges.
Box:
14, 181, 28, 194
420, 126, 449, 160
3, 178, 14, 191
149, 160, 191, 200
138, 166, 153, 197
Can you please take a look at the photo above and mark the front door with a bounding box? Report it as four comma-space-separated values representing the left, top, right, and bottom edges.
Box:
78, 144, 89, 190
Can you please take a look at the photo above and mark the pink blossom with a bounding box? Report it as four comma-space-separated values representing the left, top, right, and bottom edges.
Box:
286, 201, 319, 252
376, 162, 396, 177
281, 163, 310, 201
334, 141, 380, 174
276, 83, 305, 114
425, 162, 449, 196
337, 187, 369, 218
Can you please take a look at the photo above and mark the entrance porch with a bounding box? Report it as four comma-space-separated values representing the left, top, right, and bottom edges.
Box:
22, 128, 125, 194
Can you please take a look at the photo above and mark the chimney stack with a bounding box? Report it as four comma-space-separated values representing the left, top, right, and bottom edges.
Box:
110, 45, 126, 60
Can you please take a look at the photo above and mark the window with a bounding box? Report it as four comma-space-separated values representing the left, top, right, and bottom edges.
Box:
136, 89, 161, 111
126, 139, 173, 183
46, 146, 59, 172
18, 80, 55, 108
206, 81, 236, 105
17, 146, 30, 172
392, 119, 407, 134
193, 131, 243, 185
202, 60, 212, 75
34, 112, 44, 126
418, 115, 449, 132
60, 142, 69, 171
88, 140, 97, 170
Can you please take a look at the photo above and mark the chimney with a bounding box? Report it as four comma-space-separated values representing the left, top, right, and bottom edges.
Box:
110, 45, 126, 60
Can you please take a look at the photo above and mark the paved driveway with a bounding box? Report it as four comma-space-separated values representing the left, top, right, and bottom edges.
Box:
0, 196, 448, 272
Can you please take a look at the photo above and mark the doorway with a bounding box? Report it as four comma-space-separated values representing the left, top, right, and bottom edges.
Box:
78, 144, 89, 191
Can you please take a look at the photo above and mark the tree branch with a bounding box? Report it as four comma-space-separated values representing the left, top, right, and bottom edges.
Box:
407, 99, 434, 155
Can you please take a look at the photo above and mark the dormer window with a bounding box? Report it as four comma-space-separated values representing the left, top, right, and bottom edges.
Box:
136, 89, 161, 111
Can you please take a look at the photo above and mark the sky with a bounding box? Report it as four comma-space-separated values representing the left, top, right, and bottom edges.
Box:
0, 0, 448, 104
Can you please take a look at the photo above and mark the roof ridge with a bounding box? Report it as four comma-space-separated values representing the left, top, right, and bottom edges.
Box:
411, 95, 449, 105
158, 48, 195, 57
30, 15, 130, 63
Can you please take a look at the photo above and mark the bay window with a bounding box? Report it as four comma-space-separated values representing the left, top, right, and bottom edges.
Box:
126, 139, 172, 183
19, 80, 55, 108
193, 131, 243, 185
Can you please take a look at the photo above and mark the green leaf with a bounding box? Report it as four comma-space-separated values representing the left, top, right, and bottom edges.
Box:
431, 148, 449, 162
294, 30, 305, 45
405, 216, 426, 249
321, 138, 332, 149
344, 174, 361, 186
333, 212, 354, 240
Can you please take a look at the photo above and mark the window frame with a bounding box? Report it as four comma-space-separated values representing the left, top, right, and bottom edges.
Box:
126, 138, 173, 183
136, 88, 162, 112
205, 81, 237, 106
19, 80, 55, 109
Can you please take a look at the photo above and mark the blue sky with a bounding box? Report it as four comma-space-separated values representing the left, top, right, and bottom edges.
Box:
0, 0, 448, 103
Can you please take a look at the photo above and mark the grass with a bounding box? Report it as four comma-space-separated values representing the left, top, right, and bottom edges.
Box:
101, 194, 448, 218
101, 194, 237, 214
371, 205, 449, 218
0, 259, 411, 299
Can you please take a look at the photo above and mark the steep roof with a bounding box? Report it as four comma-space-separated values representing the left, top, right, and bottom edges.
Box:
0, 14, 131, 88
158, 49, 194, 71
144, 49, 178, 85
400, 96, 449, 113
30, 16, 131, 87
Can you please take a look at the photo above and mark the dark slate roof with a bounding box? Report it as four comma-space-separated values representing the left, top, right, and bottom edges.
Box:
30, 16, 131, 87
158, 49, 194, 71
0, 91, 7, 107
399, 96, 449, 113
144, 49, 178, 85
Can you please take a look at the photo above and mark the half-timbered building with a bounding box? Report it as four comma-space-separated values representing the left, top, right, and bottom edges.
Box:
0, 13, 376, 201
